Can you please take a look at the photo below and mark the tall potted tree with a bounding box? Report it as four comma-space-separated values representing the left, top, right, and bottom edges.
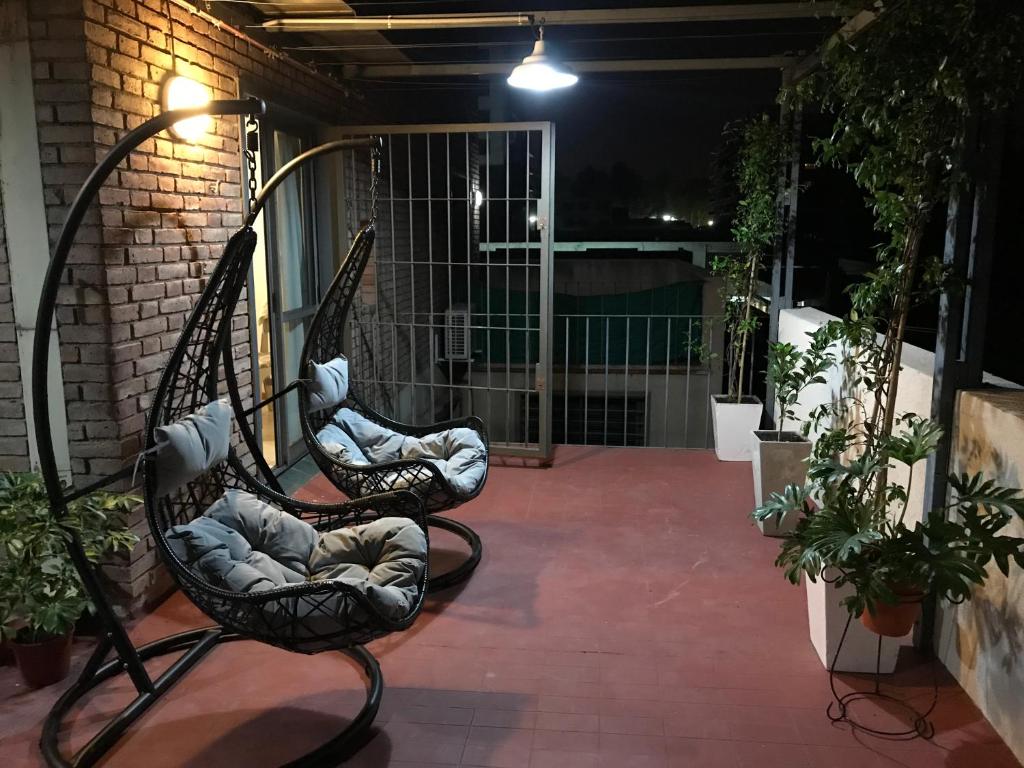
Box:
751, 336, 834, 535
711, 114, 789, 461
0, 472, 138, 688
757, 0, 1024, 670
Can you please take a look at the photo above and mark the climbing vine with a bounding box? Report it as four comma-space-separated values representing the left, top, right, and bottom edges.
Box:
788, 0, 1024, 449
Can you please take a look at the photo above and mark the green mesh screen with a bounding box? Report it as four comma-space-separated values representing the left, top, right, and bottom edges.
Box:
471, 281, 703, 366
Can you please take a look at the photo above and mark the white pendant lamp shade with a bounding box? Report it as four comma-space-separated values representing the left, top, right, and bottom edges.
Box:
507, 36, 578, 91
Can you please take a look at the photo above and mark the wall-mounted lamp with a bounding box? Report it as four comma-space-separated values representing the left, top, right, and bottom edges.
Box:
507, 26, 578, 92
161, 75, 212, 141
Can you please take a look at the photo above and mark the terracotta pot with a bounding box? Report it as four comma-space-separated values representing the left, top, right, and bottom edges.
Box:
860, 587, 925, 637
0, 637, 13, 666
11, 632, 73, 688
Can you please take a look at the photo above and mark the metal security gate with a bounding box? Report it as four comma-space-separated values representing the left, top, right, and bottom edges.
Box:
334, 123, 555, 459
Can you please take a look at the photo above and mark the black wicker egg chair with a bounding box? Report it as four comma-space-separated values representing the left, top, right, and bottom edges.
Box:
226, 140, 487, 591
31, 101, 428, 768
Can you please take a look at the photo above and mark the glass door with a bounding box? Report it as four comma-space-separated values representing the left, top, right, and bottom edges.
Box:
258, 126, 319, 468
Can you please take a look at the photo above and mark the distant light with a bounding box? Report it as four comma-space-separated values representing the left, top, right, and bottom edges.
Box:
474, 189, 484, 209
661, 213, 677, 222
529, 215, 538, 224
706, 218, 716, 227
507, 30, 578, 92
161, 76, 211, 142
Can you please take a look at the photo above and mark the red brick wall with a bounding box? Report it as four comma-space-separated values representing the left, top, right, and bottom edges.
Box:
23, 0, 368, 608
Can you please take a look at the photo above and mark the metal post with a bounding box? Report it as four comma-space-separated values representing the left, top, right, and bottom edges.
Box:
919, 113, 1005, 653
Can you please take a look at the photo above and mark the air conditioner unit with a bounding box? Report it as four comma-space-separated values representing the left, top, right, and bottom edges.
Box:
443, 304, 471, 361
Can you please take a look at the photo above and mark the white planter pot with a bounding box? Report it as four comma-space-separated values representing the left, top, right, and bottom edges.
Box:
710, 395, 763, 462
805, 571, 906, 673
751, 430, 812, 536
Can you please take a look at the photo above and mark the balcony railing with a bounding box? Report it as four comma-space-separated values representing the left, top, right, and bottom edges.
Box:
551, 313, 732, 449
348, 308, 765, 452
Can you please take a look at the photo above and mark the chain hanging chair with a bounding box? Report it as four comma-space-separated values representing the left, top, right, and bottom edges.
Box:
227, 139, 487, 591
31, 101, 428, 768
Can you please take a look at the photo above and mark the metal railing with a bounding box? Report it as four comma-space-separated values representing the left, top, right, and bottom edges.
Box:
348, 308, 764, 452
551, 313, 733, 449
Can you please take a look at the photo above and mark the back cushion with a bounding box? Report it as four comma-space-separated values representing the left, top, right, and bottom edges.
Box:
307, 356, 349, 413
154, 399, 232, 497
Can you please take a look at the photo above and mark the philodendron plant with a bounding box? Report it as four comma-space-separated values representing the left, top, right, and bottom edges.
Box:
0, 472, 139, 643
756, 414, 1024, 619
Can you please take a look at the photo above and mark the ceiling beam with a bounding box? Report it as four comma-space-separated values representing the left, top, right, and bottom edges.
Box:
263, 3, 848, 33
790, 8, 877, 81
345, 57, 797, 78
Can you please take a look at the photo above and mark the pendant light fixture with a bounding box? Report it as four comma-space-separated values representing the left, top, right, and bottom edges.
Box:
507, 25, 578, 91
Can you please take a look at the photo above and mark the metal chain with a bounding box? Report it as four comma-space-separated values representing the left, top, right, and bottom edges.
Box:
244, 114, 259, 214
369, 137, 383, 223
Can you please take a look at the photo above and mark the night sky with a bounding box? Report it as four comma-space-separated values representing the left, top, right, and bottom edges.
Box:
503, 70, 782, 180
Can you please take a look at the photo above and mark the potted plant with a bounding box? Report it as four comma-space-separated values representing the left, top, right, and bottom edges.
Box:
0, 472, 138, 688
757, 0, 1024, 670
711, 114, 788, 461
757, 415, 1024, 635
751, 336, 834, 535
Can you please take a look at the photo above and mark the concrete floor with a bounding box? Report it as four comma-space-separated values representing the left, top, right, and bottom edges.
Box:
0, 447, 1019, 767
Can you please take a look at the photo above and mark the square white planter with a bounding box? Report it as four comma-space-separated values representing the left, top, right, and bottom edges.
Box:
711, 395, 763, 462
805, 571, 905, 673
751, 430, 812, 536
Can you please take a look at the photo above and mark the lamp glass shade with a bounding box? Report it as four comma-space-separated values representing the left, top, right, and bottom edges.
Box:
507, 39, 578, 91
162, 76, 212, 141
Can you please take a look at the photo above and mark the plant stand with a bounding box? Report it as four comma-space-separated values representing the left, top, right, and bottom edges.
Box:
826, 613, 938, 740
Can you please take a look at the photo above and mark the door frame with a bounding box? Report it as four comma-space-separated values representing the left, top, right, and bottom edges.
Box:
326, 122, 556, 460
256, 111, 321, 470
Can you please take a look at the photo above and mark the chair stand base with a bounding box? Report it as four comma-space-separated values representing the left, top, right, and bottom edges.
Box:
41, 627, 383, 768
427, 514, 483, 591
826, 613, 938, 740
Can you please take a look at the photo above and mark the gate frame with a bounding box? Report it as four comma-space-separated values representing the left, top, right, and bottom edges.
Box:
324, 121, 556, 460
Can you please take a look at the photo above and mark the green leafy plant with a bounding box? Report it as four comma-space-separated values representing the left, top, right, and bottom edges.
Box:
756, 1, 1024, 619
756, 415, 1024, 616
786, 0, 1024, 447
765, 334, 834, 439
713, 114, 789, 402
0, 472, 139, 642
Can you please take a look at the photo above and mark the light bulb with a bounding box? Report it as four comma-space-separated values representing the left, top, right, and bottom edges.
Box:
507, 36, 578, 92
162, 76, 212, 142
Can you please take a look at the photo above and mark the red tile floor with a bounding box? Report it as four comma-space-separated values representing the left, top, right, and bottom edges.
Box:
1, 447, 1020, 767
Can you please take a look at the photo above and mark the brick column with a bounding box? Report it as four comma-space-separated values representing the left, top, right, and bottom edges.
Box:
21, 0, 368, 610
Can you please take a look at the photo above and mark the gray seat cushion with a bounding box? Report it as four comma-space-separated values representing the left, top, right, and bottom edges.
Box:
166, 490, 427, 625
315, 408, 487, 497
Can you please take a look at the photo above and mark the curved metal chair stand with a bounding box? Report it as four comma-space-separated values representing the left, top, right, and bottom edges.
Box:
31, 101, 426, 768
225, 139, 487, 591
